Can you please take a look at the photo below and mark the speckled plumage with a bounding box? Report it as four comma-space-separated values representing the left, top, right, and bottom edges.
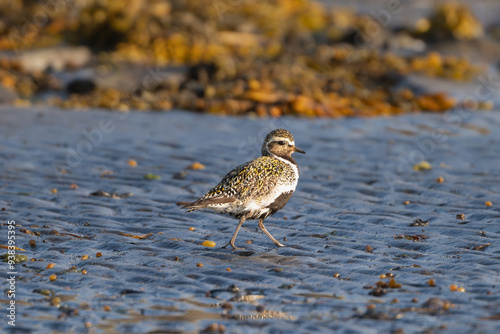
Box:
182, 129, 305, 249
189, 155, 297, 218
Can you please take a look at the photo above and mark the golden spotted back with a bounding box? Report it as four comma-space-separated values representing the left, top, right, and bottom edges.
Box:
202, 156, 296, 202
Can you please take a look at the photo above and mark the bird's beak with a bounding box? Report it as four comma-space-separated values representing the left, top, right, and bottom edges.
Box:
293, 146, 306, 154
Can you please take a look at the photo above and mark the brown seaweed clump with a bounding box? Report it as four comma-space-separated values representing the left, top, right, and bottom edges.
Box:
415, 1, 484, 40
0, 0, 491, 117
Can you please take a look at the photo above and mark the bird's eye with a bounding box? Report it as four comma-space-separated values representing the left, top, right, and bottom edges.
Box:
277, 141, 286, 145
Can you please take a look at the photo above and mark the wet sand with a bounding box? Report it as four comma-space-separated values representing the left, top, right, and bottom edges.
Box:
1, 106, 499, 333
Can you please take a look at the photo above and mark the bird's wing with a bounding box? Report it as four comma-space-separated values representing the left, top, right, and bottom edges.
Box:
181, 157, 285, 212
203, 157, 284, 201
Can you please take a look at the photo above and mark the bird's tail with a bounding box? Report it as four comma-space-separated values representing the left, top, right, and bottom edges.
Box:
176, 201, 200, 212
178, 197, 236, 212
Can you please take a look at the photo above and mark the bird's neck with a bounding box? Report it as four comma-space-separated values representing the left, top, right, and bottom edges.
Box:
269, 152, 297, 166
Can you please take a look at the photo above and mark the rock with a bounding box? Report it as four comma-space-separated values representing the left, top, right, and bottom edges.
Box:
67, 79, 96, 94
12, 46, 92, 72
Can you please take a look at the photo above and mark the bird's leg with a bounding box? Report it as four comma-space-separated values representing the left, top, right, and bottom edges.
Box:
258, 219, 285, 247
222, 216, 246, 250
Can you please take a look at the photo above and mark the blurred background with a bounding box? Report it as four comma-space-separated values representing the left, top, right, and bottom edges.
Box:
0, 0, 499, 117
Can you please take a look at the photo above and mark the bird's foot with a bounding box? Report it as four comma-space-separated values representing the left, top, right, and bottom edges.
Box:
275, 242, 285, 247
222, 242, 245, 250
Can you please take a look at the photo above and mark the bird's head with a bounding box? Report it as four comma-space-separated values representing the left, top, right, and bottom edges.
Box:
262, 129, 305, 159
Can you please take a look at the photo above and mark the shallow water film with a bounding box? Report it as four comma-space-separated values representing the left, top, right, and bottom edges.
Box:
1, 107, 500, 333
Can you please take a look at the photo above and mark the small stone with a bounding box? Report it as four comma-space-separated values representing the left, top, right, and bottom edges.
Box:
201, 323, 223, 333
456, 213, 465, 220
410, 219, 429, 227
436, 176, 444, 183
413, 161, 432, 171
188, 162, 205, 170
369, 287, 386, 296
202, 240, 216, 247
222, 303, 233, 310
172, 171, 189, 179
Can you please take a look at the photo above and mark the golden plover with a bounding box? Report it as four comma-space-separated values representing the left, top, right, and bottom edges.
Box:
181, 129, 305, 249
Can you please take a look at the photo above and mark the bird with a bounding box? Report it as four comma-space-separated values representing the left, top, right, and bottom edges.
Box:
181, 128, 305, 249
